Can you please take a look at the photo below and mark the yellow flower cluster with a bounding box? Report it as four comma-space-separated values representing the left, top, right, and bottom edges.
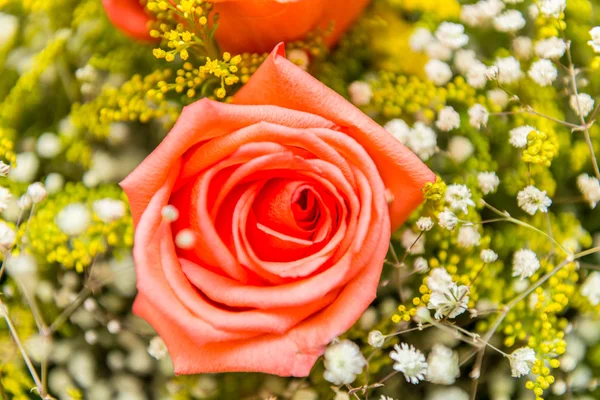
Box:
0, 31, 69, 129
71, 70, 180, 141
385, 0, 461, 20
422, 177, 447, 214
0, 127, 16, 165
0, 362, 33, 400
18, 183, 133, 273
371, 73, 492, 121
522, 129, 558, 167
148, 0, 216, 61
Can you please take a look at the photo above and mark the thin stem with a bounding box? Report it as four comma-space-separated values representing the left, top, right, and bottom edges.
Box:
573, 246, 600, 259
562, 32, 600, 179
48, 287, 92, 334
0, 300, 44, 392
481, 201, 572, 257
523, 106, 581, 130
398, 232, 424, 267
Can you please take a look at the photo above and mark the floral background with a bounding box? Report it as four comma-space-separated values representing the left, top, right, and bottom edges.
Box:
1, 0, 600, 399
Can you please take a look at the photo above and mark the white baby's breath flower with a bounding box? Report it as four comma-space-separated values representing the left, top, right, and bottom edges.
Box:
93, 199, 126, 223
588, 27, 600, 53
454, 49, 478, 75
428, 388, 470, 400
410, 27, 434, 52
436, 106, 460, 131
512, 36, 532, 60
427, 268, 454, 293
528, 59, 557, 86
480, 249, 498, 263
495, 56, 522, 84
540, 0, 566, 18
435, 22, 469, 49
426, 344, 460, 385
9, 152, 39, 183
26, 182, 47, 204
148, 336, 168, 360
581, 272, 600, 305
45, 173, 64, 194
407, 122, 437, 161
6, 253, 37, 278
426, 41, 453, 61
517, 185, 552, 215
36, 132, 62, 158
487, 89, 509, 108
477, 171, 500, 194
485, 65, 499, 81
390, 343, 428, 384
448, 136, 474, 164
0, 13, 18, 49
468, 104, 489, 129
414, 257, 429, 273
368, 330, 385, 348
461, 0, 505, 27
466, 62, 488, 88
324, 340, 366, 385
56, 203, 91, 236
425, 59, 453, 86
493, 10, 526, 33
512, 249, 540, 279
0, 187, 12, 212
445, 184, 475, 213
428, 284, 470, 319
175, 229, 196, 249
401, 229, 425, 255
457, 226, 481, 248
577, 173, 600, 208
438, 209, 459, 230
348, 81, 372, 106
19, 195, 32, 210
509, 125, 535, 148
460, 5, 486, 27
535, 37, 567, 59
107, 320, 121, 334
384, 119, 410, 144
416, 217, 434, 231
0, 221, 16, 253
509, 347, 536, 377
161, 205, 179, 222
570, 93, 595, 117
287, 49, 310, 71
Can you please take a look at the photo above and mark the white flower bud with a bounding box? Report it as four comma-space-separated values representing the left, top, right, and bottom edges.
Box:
368, 330, 385, 348
26, 182, 47, 204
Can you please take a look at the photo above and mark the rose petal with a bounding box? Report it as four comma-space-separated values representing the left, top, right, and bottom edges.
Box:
234, 44, 436, 229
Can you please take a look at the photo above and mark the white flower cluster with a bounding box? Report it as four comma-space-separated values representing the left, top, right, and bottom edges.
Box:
390, 343, 428, 384
323, 340, 366, 385
512, 249, 540, 280
577, 174, 600, 208
517, 185, 552, 215
427, 268, 470, 319
445, 184, 475, 214
385, 119, 437, 160
509, 347, 536, 377
426, 344, 460, 385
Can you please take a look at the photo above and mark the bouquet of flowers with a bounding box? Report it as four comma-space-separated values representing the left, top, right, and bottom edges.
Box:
1, 0, 600, 399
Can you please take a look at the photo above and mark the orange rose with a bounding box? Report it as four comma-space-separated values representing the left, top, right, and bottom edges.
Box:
121, 44, 434, 376
102, 0, 370, 53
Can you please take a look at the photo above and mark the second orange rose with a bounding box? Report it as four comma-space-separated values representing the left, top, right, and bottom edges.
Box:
102, 0, 370, 53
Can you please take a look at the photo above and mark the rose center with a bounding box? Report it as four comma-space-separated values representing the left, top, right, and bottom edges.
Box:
291, 187, 320, 231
